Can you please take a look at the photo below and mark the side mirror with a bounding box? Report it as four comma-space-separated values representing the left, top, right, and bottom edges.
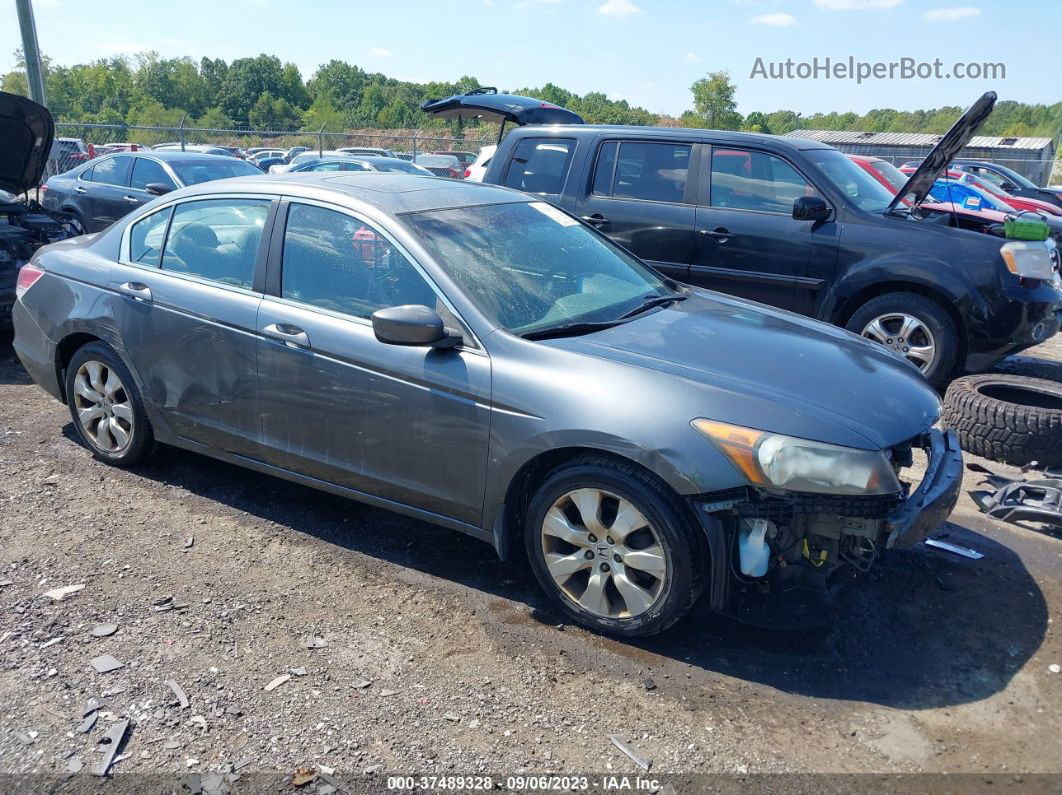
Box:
372, 305, 461, 349
792, 195, 831, 222
145, 183, 173, 196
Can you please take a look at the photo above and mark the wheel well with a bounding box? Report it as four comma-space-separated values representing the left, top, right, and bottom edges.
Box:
834, 281, 967, 361
55, 333, 101, 400
498, 446, 703, 562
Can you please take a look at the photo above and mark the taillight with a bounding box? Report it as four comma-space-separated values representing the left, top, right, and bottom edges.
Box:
16, 263, 45, 298
463, 169, 471, 178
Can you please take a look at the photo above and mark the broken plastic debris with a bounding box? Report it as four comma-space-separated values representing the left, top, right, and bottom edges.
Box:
352, 679, 372, 689
90, 654, 125, 673
43, 584, 85, 601
925, 538, 984, 559
77, 712, 98, 734
290, 667, 307, 677
1050, 664, 1061, 674
91, 624, 118, 638
301, 635, 328, 649
40, 637, 63, 649
165, 679, 190, 709
608, 734, 652, 771
264, 674, 291, 692
92, 719, 130, 777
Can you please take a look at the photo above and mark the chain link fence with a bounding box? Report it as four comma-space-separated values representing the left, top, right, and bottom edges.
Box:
46, 121, 496, 177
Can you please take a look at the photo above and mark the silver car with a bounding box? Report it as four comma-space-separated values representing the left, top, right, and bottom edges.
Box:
13, 173, 962, 637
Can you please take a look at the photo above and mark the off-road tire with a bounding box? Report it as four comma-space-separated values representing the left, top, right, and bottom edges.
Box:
845, 292, 959, 388
943, 373, 1062, 467
525, 455, 706, 637
65, 341, 155, 466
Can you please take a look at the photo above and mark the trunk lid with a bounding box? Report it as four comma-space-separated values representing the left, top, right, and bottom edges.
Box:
885, 91, 996, 214
0, 91, 54, 195
421, 88, 585, 127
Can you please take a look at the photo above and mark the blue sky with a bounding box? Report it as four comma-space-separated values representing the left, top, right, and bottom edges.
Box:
2, 0, 1059, 117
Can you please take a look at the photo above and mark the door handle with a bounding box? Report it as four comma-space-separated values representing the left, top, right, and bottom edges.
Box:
262, 322, 310, 348
74, 186, 86, 194
700, 227, 732, 242
123, 195, 139, 204
119, 282, 152, 302
581, 214, 611, 229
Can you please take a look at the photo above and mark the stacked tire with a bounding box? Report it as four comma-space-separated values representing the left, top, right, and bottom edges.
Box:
943, 374, 1062, 467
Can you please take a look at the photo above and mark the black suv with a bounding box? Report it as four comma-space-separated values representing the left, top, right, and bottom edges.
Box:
426, 91, 1062, 386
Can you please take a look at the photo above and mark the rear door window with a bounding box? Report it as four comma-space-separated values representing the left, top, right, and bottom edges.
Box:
502, 138, 575, 195
594, 141, 691, 204
90, 156, 132, 187
160, 199, 271, 289
128, 207, 173, 266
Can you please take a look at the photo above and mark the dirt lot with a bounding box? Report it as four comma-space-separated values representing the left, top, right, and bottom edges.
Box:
0, 333, 1060, 793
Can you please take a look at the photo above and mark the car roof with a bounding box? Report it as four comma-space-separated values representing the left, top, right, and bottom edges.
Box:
506, 124, 834, 151
175, 172, 525, 214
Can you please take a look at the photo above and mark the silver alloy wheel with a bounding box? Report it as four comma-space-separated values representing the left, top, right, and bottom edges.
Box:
540, 488, 668, 620
860, 312, 937, 373
72, 360, 133, 454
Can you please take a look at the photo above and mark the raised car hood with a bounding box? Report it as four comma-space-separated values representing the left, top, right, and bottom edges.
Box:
547, 290, 942, 451
421, 88, 585, 126
886, 91, 996, 215
0, 91, 54, 195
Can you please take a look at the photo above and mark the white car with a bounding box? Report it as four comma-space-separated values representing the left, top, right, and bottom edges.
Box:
464, 145, 496, 182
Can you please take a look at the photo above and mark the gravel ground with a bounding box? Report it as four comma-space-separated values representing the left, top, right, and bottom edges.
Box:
0, 333, 1060, 793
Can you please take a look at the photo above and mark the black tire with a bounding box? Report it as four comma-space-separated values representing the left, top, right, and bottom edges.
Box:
64, 341, 155, 466
524, 455, 705, 638
942, 374, 1062, 467
845, 292, 959, 387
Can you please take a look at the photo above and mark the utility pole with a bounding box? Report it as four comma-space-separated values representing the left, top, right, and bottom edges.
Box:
15, 0, 48, 106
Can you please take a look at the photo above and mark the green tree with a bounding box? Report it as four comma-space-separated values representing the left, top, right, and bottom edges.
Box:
742, 111, 772, 134
196, 106, 233, 129
690, 70, 742, 130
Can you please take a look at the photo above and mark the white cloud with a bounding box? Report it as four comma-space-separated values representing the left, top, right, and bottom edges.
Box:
369, 48, 394, 57
598, 0, 640, 18
751, 11, 796, 25
684, 52, 701, 63
814, 0, 902, 9
923, 6, 981, 20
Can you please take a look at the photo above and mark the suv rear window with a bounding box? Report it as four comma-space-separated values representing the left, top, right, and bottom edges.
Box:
502, 138, 575, 195
592, 141, 690, 204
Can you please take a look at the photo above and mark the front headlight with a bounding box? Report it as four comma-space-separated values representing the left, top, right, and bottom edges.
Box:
692, 419, 901, 496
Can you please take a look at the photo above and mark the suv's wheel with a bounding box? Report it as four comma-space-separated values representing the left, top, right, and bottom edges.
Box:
64, 341, 154, 466
525, 456, 705, 637
846, 292, 958, 387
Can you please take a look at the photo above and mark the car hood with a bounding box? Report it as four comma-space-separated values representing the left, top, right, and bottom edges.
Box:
546, 290, 941, 451
421, 88, 585, 127
0, 91, 54, 195
886, 91, 996, 214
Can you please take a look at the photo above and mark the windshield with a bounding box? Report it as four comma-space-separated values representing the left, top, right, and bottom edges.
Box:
809, 149, 896, 212
868, 159, 909, 193
169, 159, 261, 186
403, 201, 675, 335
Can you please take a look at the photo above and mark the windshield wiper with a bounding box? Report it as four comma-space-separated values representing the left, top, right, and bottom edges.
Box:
520, 320, 623, 341
619, 293, 688, 319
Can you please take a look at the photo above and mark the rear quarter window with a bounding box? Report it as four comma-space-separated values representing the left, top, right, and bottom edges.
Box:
502, 138, 575, 195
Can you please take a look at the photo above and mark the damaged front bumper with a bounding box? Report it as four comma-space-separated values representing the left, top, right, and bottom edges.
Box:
884, 428, 963, 549
690, 427, 964, 608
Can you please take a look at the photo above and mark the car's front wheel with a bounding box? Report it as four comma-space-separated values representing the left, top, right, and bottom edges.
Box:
525, 456, 705, 637
65, 341, 154, 466
846, 292, 958, 387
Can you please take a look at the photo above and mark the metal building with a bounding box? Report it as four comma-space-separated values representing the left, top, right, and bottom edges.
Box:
785, 129, 1056, 184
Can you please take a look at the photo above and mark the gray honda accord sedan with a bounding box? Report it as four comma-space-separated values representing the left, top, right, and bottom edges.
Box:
13, 173, 962, 636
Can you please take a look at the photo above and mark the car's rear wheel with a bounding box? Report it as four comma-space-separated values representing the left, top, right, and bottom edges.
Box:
846, 292, 958, 387
525, 456, 704, 637
65, 342, 154, 466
